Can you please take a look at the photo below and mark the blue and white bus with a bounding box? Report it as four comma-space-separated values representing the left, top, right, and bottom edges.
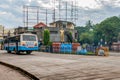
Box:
3, 33, 38, 54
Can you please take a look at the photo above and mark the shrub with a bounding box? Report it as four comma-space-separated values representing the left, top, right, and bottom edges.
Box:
43, 29, 50, 45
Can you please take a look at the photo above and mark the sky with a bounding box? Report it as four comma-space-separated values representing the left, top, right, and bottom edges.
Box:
0, 0, 120, 28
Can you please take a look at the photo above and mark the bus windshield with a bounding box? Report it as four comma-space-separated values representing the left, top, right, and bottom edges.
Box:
23, 35, 36, 41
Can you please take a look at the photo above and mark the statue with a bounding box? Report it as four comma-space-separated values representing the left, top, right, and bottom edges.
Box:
60, 28, 64, 42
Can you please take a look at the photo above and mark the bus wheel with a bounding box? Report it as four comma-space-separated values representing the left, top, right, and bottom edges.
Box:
7, 51, 11, 53
16, 51, 20, 54
26, 51, 32, 54
15, 50, 20, 54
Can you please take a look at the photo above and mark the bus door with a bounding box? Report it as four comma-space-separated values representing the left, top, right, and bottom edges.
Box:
16, 36, 19, 52
8, 38, 10, 51
16, 40, 18, 51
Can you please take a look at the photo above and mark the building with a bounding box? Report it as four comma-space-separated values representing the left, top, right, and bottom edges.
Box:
0, 25, 4, 41
0, 25, 14, 41
111, 42, 120, 52
49, 20, 75, 29
33, 22, 47, 28
14, 20, 78, 42
118, 33, 120, 43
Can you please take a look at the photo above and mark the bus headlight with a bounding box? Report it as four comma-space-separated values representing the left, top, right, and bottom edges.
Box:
34, 43, 37, 46
21, 42, 26, 46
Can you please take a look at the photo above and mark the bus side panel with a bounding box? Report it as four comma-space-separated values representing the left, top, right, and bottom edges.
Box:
18, 46, 39, 51
8, 43, 16, 51
4, 43, 8, 50
4, 42, 21, 52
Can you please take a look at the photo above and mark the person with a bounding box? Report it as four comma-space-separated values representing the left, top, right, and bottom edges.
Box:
60, 28, 64, 43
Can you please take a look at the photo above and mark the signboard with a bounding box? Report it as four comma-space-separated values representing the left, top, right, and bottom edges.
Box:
27, 27, 34, 31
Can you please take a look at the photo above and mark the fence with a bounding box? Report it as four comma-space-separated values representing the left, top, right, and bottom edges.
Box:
86, 45, 96, 53
52, 43, 80, 54
111, 43, 120, 52
60, 43, 72, 53
52, 43, 61, 53
72, 43, 80, 53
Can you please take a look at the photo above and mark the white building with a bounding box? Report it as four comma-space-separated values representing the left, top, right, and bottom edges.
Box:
0, 25, 14, 41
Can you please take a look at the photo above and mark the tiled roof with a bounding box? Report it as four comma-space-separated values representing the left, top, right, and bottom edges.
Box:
34, 22, 47, 28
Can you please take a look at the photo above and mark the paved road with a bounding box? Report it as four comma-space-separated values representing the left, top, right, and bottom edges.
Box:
0, 50, 120, 80
0, 64, 30, 80
109, 51, 120, 56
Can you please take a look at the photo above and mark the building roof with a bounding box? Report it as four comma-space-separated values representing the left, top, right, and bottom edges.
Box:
34, 22, 47, 28
49, 20, 75, 26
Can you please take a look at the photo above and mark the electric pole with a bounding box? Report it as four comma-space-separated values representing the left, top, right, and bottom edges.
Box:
46, 9, 48, 25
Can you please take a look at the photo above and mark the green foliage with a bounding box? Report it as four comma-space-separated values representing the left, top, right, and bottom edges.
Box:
75, 27, 88, 42
82, 44, 87, 49
76, 16, 120, 47
48, 41, 53, 46
43, 29, 50, 45
80, 32, 94, 44
94, 16, 120, 46
75, 20, 93, 42
66, 31, 73, 43
85, 20, 93, 30
87, 52, 95, 55
69, 31, 73, 41
75, 27, 87, 35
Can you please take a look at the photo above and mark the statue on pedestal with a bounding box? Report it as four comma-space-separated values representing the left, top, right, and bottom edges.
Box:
60, 28, 64, 43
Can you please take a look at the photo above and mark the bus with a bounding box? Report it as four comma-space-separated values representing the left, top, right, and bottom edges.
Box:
3, 33, 38, 54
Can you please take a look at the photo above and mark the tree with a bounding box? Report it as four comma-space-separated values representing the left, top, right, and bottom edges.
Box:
80, 32, 94, 44
94, 16, 120, 47
85, 20, 93, 31
43, 29, 50, 45
75, 26, 88, 42
75, 20, 93, 42
65, 31, 73, 43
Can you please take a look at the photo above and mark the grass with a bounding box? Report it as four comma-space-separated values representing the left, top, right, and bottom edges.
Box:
87, 52, 95, 55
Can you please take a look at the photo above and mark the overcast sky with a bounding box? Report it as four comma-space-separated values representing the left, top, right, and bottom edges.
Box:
0, 0, 120, 28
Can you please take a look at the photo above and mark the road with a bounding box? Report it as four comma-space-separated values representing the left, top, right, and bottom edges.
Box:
0, 64, 30, 80
0, 50, 120, 80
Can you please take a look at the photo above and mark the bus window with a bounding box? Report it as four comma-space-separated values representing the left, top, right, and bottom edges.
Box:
4, 39, 8, 43
23, 35, 36, 41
